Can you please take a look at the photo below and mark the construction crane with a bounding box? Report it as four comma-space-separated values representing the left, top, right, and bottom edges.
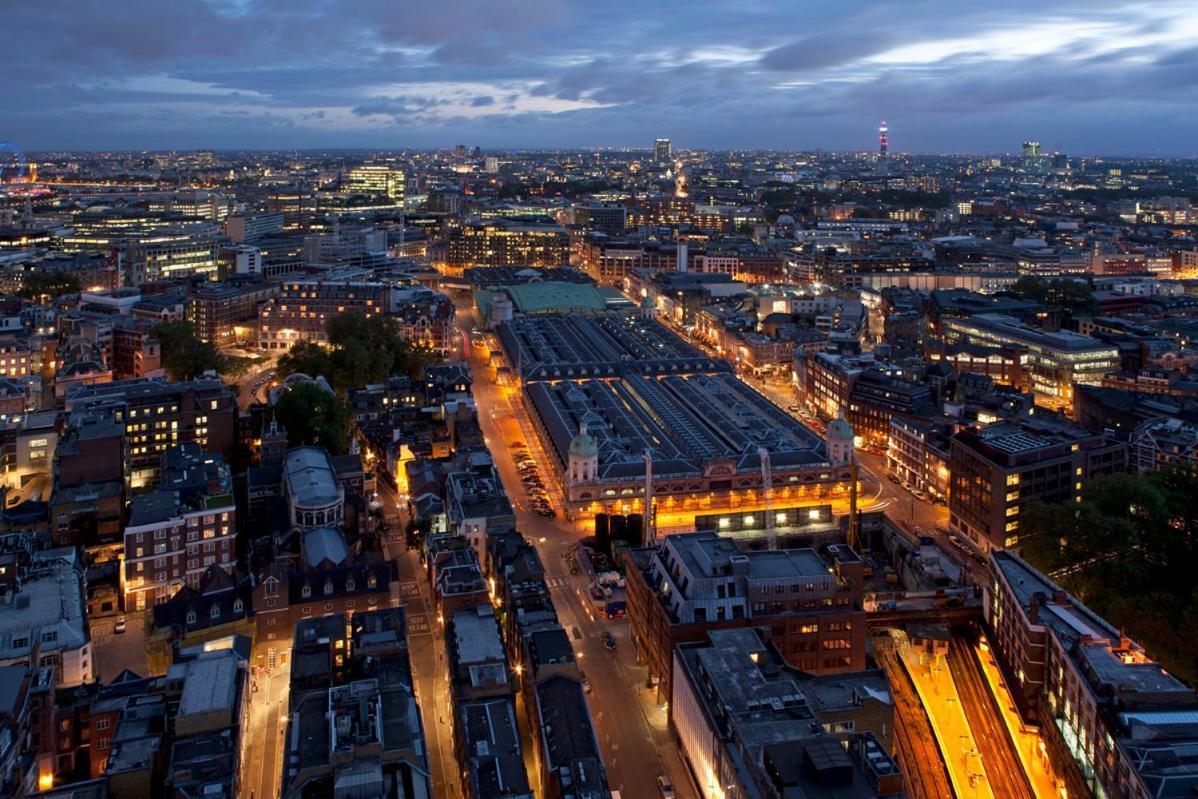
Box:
643, 448, 655, 546
847, 455, 860, 552
758, 446, 776, 550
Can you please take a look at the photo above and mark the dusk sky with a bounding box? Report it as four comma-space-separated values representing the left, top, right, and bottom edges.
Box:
7, 0, 1198, 154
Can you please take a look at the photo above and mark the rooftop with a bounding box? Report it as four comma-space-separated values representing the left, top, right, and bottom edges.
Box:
527, 371, 830, 481
452, 605, 506, 667
461, 698, 532, 799
285, 446, 341, 508
177, 652, 239, 719
947, 313, 1119, 355
0, 554, 87, 659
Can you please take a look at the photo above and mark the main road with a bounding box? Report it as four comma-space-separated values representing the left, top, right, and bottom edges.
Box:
457, 305, 699, 799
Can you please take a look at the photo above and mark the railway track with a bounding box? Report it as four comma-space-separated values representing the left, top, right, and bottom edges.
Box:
947, 634, 1036, 799
872, 633, 956, 799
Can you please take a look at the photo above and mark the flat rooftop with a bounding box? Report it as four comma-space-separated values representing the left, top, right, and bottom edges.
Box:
993, 552, 1187, 694
452, 605, 505, 666
461, 698, 531, 798
0, 558, 87, 658
947, 313, 1119, 354
678, 628, 823, 754
178, 653, 238, 718
666, 533, 832, 582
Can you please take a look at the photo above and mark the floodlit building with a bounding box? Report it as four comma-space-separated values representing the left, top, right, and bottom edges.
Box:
499, 315, 851, 518
943, 314, 1119, 411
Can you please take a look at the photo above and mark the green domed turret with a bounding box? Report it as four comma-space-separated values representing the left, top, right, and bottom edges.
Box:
569, 424, 598, 458
827, 413, 854, 442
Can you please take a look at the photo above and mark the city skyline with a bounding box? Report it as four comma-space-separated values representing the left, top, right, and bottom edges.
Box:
5, 0, 1198, 155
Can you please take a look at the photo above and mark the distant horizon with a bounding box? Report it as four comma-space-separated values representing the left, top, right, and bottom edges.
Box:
4, 1, 1196, 158
14, 145, 1198, 161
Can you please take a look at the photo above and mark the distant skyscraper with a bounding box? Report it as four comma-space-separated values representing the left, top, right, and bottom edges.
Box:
346, 164, 405, 205
877, 121, 890, 176
654, 138, 672, 166
1022, 141, 1044, 174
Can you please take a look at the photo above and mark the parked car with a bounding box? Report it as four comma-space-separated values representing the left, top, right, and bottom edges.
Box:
887, 473, 900, 484
657, 776, 676, 799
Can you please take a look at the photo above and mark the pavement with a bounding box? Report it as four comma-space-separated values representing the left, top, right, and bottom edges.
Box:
232, 355, 278, 410
90, 611, 150, 682
895, 629, 996, 799
241, 665, 290, 799
973, 633, 1072, 798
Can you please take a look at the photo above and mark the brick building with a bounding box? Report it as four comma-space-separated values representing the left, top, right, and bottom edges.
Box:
626, 533, 866, 702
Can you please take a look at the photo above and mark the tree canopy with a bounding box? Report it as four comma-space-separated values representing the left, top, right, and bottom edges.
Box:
276, 311, 440, 395
152, 321, 226, 380
272, 382, 352, 455
20, 270, 80, 303
1009, 275, 1098, 318
1018, 468, 1198, 685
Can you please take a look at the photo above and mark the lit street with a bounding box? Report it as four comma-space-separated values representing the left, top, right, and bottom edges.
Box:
457, 304, 699, 799
241, 664, 290, 799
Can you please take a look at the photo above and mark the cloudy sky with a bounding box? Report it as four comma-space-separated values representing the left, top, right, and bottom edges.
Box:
5, 0, 1198, 154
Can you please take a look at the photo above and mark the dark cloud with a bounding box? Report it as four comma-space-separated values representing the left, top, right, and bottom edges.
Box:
760, 31, 896, 72
0, 0, 1194, 153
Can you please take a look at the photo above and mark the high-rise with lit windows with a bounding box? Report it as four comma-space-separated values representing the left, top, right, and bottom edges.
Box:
653, 137, 672, 165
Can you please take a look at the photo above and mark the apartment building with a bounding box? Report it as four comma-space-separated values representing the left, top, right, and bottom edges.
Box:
122, 446, 236, 611
257, 279, 390, 350
185, 279, 278, 346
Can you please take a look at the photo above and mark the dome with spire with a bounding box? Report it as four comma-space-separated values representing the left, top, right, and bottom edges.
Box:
826, 413, 854, 442
569, 424, 598, 458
